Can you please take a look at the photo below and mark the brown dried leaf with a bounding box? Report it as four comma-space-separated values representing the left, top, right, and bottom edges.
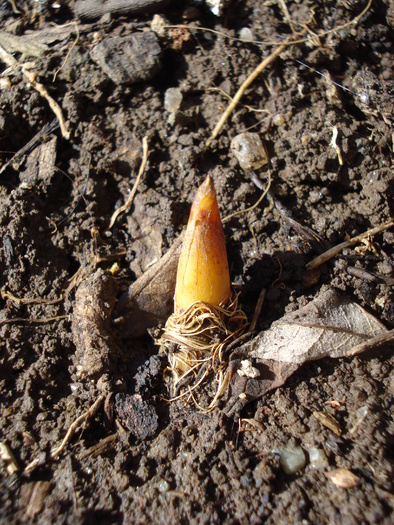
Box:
224, 289, 389, 416
247, 288, 387, 364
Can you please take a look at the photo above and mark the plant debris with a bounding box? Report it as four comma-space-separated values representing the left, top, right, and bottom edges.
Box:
225, 288, 389, 415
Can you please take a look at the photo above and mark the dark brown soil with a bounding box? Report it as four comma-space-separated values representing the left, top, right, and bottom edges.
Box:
0, 1, 393, 523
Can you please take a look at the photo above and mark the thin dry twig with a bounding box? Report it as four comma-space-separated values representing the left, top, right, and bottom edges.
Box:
347, 329, 394, 357
249, 287, 266, 333
278, 0, 296, 35
223, 169, 272, 223
305, 218, 394, 269
53, 22, 80, 82
0, 315, 66, 326
1, 289, 63, 305
108, 136, 149, 229
0, 43, 70, 139
165, 1, 373, 49
205, 40, 291, 148
24, 394, 106, 474
50, 394, 106, 459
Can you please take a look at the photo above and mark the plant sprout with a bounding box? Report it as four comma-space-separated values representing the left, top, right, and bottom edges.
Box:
160, 175, 248, 410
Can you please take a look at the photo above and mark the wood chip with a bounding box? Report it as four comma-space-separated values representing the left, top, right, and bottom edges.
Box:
26, 481, 51, 518
313, 411, 342, 436
326, 468, 362, 489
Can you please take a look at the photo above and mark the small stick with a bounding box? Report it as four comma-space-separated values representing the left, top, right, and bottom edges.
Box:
49, 394, 106, 459
107, 136, 148, 229
346, 329, 394, 357
278, 0, 297, 35
205, 40, 290, 149
0, 44, 70, 139
305, 218, 394, 269
0, 315, 66, 326
1, 289, 63, 305
249, 287, 266, 333
347, 266, 394, 285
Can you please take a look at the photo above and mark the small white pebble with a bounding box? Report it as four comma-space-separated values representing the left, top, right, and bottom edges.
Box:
239, 27, 254, 42
164, 88, 183, 113
308, 447, 329, 469
279, 446, 306, 474
151, 14, 169, 39
231, 132, 267, 171
158, 479, 170, 493
237, 359, 260, 378
273, 114, 286, 126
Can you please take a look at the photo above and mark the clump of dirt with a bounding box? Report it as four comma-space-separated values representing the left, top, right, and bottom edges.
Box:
0, 1, 393, 524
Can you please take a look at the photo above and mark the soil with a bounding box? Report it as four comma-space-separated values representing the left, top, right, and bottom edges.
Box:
0, 1, 393, 524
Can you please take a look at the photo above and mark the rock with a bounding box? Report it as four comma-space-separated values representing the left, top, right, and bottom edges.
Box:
115, 393, 158, 440
278, 446, 306, 474
90, 32, 162, 85
230, 132, 268, 171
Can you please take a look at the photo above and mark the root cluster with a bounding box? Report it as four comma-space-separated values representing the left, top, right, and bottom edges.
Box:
160, 295, 248, 411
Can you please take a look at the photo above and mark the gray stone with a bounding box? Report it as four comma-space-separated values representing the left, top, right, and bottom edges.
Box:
90, 32, 162, 85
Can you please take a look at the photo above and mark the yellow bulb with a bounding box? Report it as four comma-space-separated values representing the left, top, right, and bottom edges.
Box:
174, 175, 231, 311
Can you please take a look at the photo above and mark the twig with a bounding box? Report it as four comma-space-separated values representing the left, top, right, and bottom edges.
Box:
50, 394, 106, 459
107, 136, 148, 229
278, 0, 296, 35
1, 289, 63, 305
164, 2, 373, 50
53, 22, 80, 82
0, 43, 70, 139
347, 329, 394, 357
223, 169, 271, 223
305, 218, 394, 269
0, 315, 66, 326
249, 287, 266, 333
205, 40, 290, 149
24, 394, 106, 473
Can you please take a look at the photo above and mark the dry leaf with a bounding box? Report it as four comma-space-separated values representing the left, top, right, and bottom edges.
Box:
224, 289, 389, 416
115, 233, 183, 338
246, 289, 387, 364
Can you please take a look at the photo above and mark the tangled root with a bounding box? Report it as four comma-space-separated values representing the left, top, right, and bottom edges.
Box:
159, 294, 248, 411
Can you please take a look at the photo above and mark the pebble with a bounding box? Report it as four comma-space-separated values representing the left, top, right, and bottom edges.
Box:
164, 87, 183, 113
239, 27, 254, 42
158, 478, 170, 493
279, 446, 306, 474
151, 14, 169, 39
230, 132, 268, 171
308, 447, 329, 469
90, 32, 162, 85
272, 113, 286, 126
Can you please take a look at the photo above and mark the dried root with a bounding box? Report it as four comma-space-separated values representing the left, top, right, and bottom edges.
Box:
160, 294, 248, 411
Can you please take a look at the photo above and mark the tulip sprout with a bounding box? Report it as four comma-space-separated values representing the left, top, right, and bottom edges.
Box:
160, 175, 248, 410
